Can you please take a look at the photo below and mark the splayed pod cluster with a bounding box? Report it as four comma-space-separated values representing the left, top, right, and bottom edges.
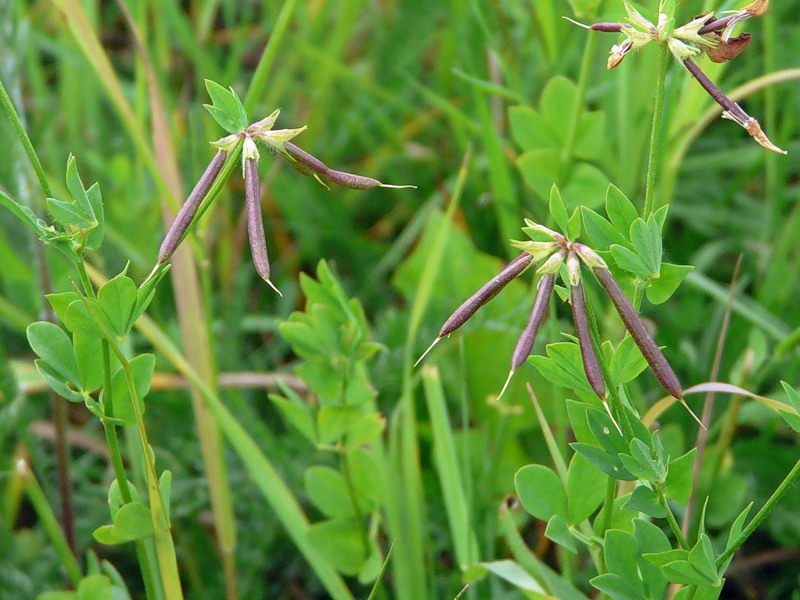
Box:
416, 221, 701, 426
567, 0, 785, 155
157, 110, 414, 295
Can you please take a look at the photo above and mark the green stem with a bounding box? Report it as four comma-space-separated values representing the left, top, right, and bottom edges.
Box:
561, 31, 598, 166
657, 487, 688, 549
18, 460, 82, 587
642, 45, 669, 218
598, 475, 616, 540
0, 77, 52, 198
716, 457, 800, 569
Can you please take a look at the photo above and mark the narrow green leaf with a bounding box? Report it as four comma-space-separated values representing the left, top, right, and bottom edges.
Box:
549, 184, 570, 237
27, 322, 81, 386
566, 453, 606, 524
97, 272, 137, 338
46, 197, 94, 229
608, 335, 648, 386
605, 184, 638, 235
270, 394, 316, 444
661, 560, 710, 586
688, 534, 718, 583
610, 244, 652, 278
581, 206, 629, 250
544, 515, 578, 553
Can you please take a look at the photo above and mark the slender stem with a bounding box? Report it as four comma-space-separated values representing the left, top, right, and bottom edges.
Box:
643, 45, 669, 218
0, 77, 52, 198
562, 31, 598, 166
598, 476, 616, 539
657, 487, 689, 549
716, 458, 800, 569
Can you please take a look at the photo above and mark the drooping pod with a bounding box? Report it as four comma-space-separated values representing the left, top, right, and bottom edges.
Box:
158, 149, 227, 264
283, 141, 415, 190
497, 272, 555, 399
415, 253, 535, 366
589, 265, 682, 400
568, 253, 605, 400
244, 153, 281, 296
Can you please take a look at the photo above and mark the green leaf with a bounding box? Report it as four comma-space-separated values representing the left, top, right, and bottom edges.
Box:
544, 514, 577, 553
508, 105, 560, 151
73, 333, 104, 393
132, 265, 170, 325
105, 354, 155, 426
549, 184, 570, 237
515, 464, 567, 522
566, 400, 595, 444
35, 360, 85, 403
566, 453, 606, 524
673, 582, 725, 600
46, 292, 82, 324
76, 575, 112, 600
688, 534, 718, 583
65, 154, 94, 218
97, 272, 137, 338
479, 560, 547, 594
608, 335, 648, 386
590, 573, 642, 600
305, 466, 355, 519
665, 448, 697, 503
568, 206, 582, 241
610, 244, 652, 279
270, 394, 316, 444
646, 263, 694, 305
348, 448, 384, 513
345, 412, 385, 449
587, 409, 629, 456
27, 322, 81, 388
204, 80, 247, 133
581, 207, 629, 250
84, 183, 105, 250
661, 560, 709, 586
571, 442, 636, 480
603, 529, 640, 581
780, 381, 800, 411
633, 519, 670, 598
517, 148, 565, 200
642, 548, 689, 568
622, 485, 665, 517
0, 190, 49, 237
561, 162, 607, 212
530, 342, 593, 396
47, 197, 93, 229
605, 184, 638, 235
317, 405, 361, 444
629, 217, 661, 275
63, 299, 106, 339
306, 519, 366, 576
93, 502, 154, 545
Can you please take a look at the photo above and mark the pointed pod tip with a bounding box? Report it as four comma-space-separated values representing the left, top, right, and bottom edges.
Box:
601, 400, 623, 435
379, 183, 417, 189
679, 399, 706, 429
414, 337, 441, 368
497, 369, 516, 401
264, 277, 283, 297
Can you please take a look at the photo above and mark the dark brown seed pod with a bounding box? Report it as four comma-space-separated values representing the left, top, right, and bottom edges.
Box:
571, 277, 606, 400
324, 169, 383, 190
415, 252, 534, 366
158, 149, 227, 263
245, 157, 281, 296
591, 266, 682, 399
590, 22, 623, 32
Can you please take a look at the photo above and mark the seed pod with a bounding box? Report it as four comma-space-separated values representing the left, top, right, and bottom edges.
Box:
511, 274, 555, 372
591, 266, 682, 399
497, 274, 555, 399
570, 276, 606, 400
158, 149, 227, 263
415, 253, 534, 366
591, 22, 623, 32
325, 169, 383, 190
284, 142, 330, 176
245, 157, 281, 296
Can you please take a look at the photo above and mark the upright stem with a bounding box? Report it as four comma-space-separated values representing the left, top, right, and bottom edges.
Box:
716, 457, 800, 569
643, 45, 669, 218
562, 32, 598, 166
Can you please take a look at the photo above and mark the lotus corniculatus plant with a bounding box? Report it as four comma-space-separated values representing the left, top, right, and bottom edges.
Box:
417, 221, 703, 426
567, 0, 786, 154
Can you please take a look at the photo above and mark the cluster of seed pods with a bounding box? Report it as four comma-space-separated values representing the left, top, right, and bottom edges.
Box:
157, 117, 413, 294
568, 0, 784, 154
417, 225, 702, 425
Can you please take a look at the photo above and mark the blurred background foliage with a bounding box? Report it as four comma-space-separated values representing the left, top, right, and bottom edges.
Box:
0, 0, 799, 598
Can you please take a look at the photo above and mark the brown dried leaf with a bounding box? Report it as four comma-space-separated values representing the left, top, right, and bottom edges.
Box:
705, 32, 752, 63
